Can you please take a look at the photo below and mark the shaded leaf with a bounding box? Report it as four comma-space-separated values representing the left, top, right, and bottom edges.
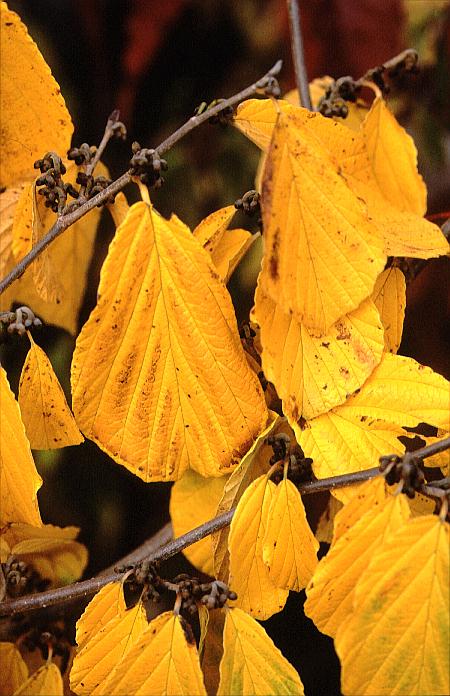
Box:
201, 609, 225, 696
263, 478, 319, 591
0, 366, 42, 527
170, 470, 228, 575
14, 662, 63, 696
305, 494, 410, 637
107, 192, 129, 228
218, 607, 304, 695
70, 600, 147, 696
315, 494, 343, 544
260, 107, 385, 333
228, 474, 288, 619
253, 284, 384, 420
76, 582, 125, 650
0, 642, 28, 696
104, 611, 207, 696
0, 3, 73, 188
212, 412, 280, 582
371, 267, 406, 353
71, 201, 267, 481
0, 185, 25, 275
18, 333, 83, 449
335, 515, 449, 695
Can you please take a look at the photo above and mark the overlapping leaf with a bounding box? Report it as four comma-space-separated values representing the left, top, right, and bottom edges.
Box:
0, 185, 25, 275
71, 201, 267, 481
305, 494, 410, 637
371, 267, 406, 353
253, 283, 384, 420
0, 642, 28, 696
102, 611, 207, 696
75, 582, 125, 650
262, 477, 319, 591
170, 469, 229, 575
0, 2, 73, 188
228, 474, 288, 619
18, 334, 83, 449
0, 366, 42, 527
332, 477, 387, 542
335, 515, 449, 695
218, 608, 304, 695
14, 662, 63, 696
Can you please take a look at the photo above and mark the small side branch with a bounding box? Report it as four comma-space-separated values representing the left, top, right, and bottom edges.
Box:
286, 0, 312, 109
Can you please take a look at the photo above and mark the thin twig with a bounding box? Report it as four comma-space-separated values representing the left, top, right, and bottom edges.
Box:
286, 0, 312, 109
0, 60, 282, 296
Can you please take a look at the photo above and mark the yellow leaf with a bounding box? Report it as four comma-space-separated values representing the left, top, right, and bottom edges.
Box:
218, 607, 304, 695
363, 97, 427, 216
0, 185, 26, 275
0, 536, 11, 563
371, 267, 406, 353
193, 204, 236, 248
422, 435, 450, 475
14, 662, 63, 696
295, 415, 406, 503
198, 604, 209, 658
71, 201, 268, 481
104, 611, 207, 696
228, 474, 288, 619
253, 284, 384, 420
285, 82, 370, 131
70, 600, 147, 696
0, 642, 28, 696
4, 523, 87, 587
0, 366, 42, 527
332, 477, 387, 542
11, 181, 33, 261
0, 3, 73, 188
305, 494, 410, 637
170, 469, 229, 575
201, 609, 225, 696
315, 495, 343, 544
335, 515, 449, 695
260, 107, 385, 333
263, 478, 319, 591
407, 491, 437, 517
75, 581, 125, 650
18, 334, 83, 449
212, 412, 280, 582
233, 98, 292, 151
106, 192, 129, 228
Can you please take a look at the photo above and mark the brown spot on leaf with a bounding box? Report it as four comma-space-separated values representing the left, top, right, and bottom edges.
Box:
269, 227, 280, 280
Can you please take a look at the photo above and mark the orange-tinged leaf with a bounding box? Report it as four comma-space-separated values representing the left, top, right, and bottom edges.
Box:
212, 412, 280, 582
371, 267, 406, 353
0, 366, 42, 527
0, 642, 28, 696
263, 478, 319, 591
335, 516, 449, 695
170, 469, 229, 575
11, 181, 33, 261
332, 477, 387, 542
260, 107, 385, 333
363, 97, 427, 216
103, 611, 207, 696
201, 609, 225, 696
70, 600, 147, 696
305, 494, 410, 637
75, 582, 125, 650
4, 523, 87, 587
253, 284, 384, 420
71, 201, 267, 481
0, 3, 73, 188
14, 662, 63, 696
421, 435, 450, 475
18, 334, 83, 449
218, 607, 304, 695
228, 474, 288, 619
0, 185, 26, 275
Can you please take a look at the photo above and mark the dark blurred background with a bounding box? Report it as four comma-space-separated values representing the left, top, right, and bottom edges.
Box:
2, 2, 450, 693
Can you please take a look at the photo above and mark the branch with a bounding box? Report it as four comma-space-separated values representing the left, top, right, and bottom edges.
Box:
0, 60, 282, 296
286, 0, 312, 110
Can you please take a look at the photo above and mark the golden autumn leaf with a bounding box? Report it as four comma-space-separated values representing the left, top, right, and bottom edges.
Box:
332, 477, 387, 542
193, 204, 236, 248
170, 469, 229, 575
371, 267, 406, 353
3, 523, 87, 587
228, 474, 288, 619
335, 515, 449, 696
106, 191, 129, 229
18, 333, 83, 449
218, 608, 304, 695
262, 477, 319, 591
201, 609, 225, 696
70, 599, 147, 696
0, 2, 73, 188
0, 642, 28, 696
0, 185, 25, 276
285, 83, 370, 131
212, 412, 280, 582
315, 495, 343, 544
363, 96, 427, 216
253, 283, 384, 420
103, 611, 207, 696
305, 494, 410, 637
421, 434, 450, 475
260, 107, 386, 333
0, 366, 42, 527
14, 662, 63, 696
233, 99, 292, 151
71, 201, 268, 481
76, 582, 125, 650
